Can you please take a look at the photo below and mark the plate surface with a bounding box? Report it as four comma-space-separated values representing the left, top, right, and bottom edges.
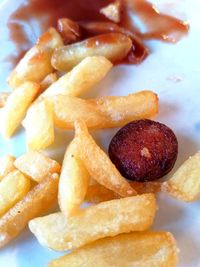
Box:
0, 0, 200, 266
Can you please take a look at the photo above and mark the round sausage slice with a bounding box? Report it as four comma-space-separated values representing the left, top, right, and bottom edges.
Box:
108, 119, 178, 182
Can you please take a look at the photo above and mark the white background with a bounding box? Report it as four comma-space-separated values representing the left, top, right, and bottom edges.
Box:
0, 0, 200, 266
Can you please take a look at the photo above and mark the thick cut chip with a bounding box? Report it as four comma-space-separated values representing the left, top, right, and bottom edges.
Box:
8, 28, 63, 89
52, 33, 131, 71
29, 193, 156, 251
0, 174, 58, 248
163, 151, 200, 201
85, 181, 161, 203
48, 231, 178, 267
0, 170, 30, 217
14, 151, 61, 182
23, 99, 54, 150
0, 155, 16, 181
42, 56, 112, 97
74, 120, 136, 197
0, 92, 10, 108
40, 72, 58, 92
48, 90, 158, 130
58, 141, 90, 216
0, 82, 40, 138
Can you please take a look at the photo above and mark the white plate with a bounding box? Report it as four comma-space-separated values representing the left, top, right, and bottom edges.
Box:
0, 0, 200, 266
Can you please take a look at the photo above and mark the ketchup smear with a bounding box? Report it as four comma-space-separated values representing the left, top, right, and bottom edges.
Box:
7, 0, 189, 66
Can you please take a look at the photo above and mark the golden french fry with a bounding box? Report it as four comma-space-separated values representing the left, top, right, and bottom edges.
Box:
0, 92, 10, 108
100, 1, 121, 23
59, 141, 90, 216
0, 174, 58, 248
52, 33, 132, 71
14, 151, 60, 182
162, 151, 200, 202
23, 99, 54, 150
48, 231, 178, 267
40, 72, 58, 92
57, 18, 80, 44
48, 90, 158, 130
8, 28, 63, 89
85, 181, 162, 203
0, 82, 40, 138
0, 155, 16, 181
0, 170, 30, 217
29, 193, 156, 251
42, 56, 112, 97
74, 120, 136, 197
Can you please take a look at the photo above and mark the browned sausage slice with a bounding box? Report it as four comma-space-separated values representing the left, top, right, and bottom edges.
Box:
108, 119, 178, 182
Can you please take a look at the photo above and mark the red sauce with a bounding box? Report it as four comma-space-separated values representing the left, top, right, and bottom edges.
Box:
7, 0, 189, 66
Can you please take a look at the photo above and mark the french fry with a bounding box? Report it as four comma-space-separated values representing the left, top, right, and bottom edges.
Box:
85, 181, 162, 203
100, 1, 121, 23
48, 231, 178, 267
40, 72, 58, 92
8, 28, 63, 89
48, 90, 158, 130
58, 141, 90, 216
0, 155, 16, 181
0, 82, 40, 138
162, 151, 200, 202
14, 151, 60, 182
0, 174, 58, 248
29, 193, 156, 251
0, 92, 10, 108
74, 120, 136, 197
23, 99, 54, 150
0, 170, 30, 217
52, 33, 132, 71
42, 56, 112, 97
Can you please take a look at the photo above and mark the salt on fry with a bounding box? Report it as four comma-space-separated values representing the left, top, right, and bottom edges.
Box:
48, 231, 178, 267
14, 151, 60, 182
0, 174, 58, 248
0, 170, 30, 217
48, 90, 158, 130
29, 194, 156, 251
74, 120, 136, 197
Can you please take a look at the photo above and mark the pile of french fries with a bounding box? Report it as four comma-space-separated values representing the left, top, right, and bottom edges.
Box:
0, 26, 200, 266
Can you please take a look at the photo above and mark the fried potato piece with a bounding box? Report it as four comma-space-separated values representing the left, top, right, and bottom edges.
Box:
162, 151, 200, 201
29, 193, 156, 251
23, 99, 54, 150
100, 1, 121, 23
74, 120, 136, 197
59, 141, 90, 216
48, 90, 158, 130
52, 33, 131, 71
0, 155, 16, 181
0, 170, 30, 217
14, 151, 60, 182
85, 181, 161, 203
57, 18, 81, 44
0, 92, 10, 108
42, 56, 112, 97
8, 28, 63, 89
0, 82, 40, 138
48, 231, 178, 267
0, 174, 58, 248
40, 72, 58, 92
